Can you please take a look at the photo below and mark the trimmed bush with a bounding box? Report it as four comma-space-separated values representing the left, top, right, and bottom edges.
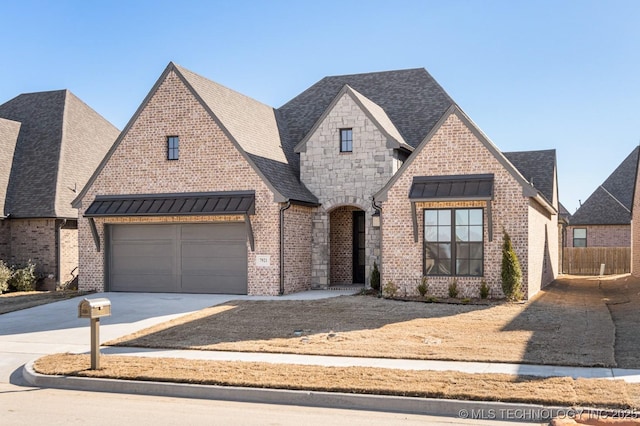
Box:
370, 262, 380, 291
479, 280, 490, 299
448, 279, 458, 298
0, 261, 11, 294
382, 280, 398, 298
9, 261, 37, 292
417, 276, 428, 298
501, 231, 523, 301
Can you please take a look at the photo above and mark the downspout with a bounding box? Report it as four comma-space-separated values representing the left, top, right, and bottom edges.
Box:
279, 201, 291, 296
57, 219, 67, 290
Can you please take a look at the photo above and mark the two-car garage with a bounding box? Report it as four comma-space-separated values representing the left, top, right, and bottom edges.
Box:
83, 191, 256, 295
107, 223, 248, 294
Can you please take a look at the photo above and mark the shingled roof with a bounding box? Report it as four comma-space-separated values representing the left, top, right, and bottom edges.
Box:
503, 149, 556, 205
278, 68, 455, 173
0, 118, 20, 218
0, 90, 119, 218
570, 146, 639, 225
174, 65, 317, 204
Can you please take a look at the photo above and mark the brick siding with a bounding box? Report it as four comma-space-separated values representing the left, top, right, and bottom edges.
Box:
329, 206, 357, 284
77, 70, 283, 295
283, 204, 313, 293
381, 112, 557, 299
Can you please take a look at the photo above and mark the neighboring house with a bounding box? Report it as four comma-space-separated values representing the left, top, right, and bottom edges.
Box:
73, 63, 559, 298
567, 146, 638, 249
0, 90, 119, 289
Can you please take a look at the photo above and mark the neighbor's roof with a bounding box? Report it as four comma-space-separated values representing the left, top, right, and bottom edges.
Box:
0, 118, 20, 217
503, 149, 556, 205
278, 68, 455, 173
570, 146, 639, 225
0, 90, 119, 218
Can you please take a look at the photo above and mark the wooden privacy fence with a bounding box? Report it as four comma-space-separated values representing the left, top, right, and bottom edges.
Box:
563, 247, 631, 275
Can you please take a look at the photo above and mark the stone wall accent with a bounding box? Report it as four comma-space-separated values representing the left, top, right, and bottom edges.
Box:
330, 206, 357, 284
565, 225, 630, 247
300, 92, 395, 287
77, 70, 282, 295
283, 204, 313, 294
380, 112, 550, 299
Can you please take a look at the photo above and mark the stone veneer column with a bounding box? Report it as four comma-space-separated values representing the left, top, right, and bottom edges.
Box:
311, 210, 329, 288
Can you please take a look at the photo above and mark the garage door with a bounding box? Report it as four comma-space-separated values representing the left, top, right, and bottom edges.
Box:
108, 223, 247, 294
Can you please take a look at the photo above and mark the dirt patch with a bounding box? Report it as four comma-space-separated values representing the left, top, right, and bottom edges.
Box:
601, 275, 640, 369
34, 353, 640, 409
107, 276, 616, 367
0, 291, 89, 315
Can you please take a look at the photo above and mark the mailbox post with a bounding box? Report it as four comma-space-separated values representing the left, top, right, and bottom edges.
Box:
78, 298, 111, 370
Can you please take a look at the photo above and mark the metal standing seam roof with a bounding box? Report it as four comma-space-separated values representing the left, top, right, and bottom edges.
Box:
409, 174, 494, 200
84, 191, 255, 217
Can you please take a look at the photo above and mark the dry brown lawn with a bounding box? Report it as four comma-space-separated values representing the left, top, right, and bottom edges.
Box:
107, 276, 617, 367
34, 353, 640, 409
0, 290, 88, 315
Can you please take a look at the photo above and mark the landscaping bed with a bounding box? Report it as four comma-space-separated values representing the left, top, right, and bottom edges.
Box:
0, 290, 89, 315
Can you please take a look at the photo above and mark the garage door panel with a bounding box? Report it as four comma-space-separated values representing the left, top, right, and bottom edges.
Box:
111, 256, 175, 274
111, 241, 174, 258
181, 275, 247, 294
110, 274, 176, 292
181, 223, 245, 241
111, 224, 176, 240
181, 242, 246, 258
182, 257, 247, 274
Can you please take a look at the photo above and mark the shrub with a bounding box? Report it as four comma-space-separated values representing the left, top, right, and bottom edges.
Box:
448, 279, 458, 298
501, 231, 523, 301
382, 280, 398, 298
425, 296, 438, 303
0, 260, 11, 294
461, 298, 471, 304
9, 261, 37, 292
417, 276, 428, 297
479, 280, 490, 299
370, 261, 380, 291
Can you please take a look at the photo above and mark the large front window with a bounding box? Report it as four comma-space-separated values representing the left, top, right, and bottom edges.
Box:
424, 208, 483, 276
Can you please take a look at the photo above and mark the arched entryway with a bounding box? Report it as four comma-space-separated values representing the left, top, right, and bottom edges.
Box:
329, 206, 365, 285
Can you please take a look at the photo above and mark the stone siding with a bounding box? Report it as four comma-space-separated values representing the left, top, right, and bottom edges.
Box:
299, 92, 396, 287
77, 70, 282, 295
566, 225, 630, 247
381, 112, 537, 299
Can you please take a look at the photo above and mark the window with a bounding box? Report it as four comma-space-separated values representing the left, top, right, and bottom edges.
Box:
573, 228, 587, 247
424, 208, 483, 276
167, 136, 179, 160
340, 128, 352, 152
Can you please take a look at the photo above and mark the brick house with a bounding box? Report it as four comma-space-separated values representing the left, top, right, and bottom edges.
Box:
0, 90, 119, 289
567, 147, 638, 249
73, 63, 559, 298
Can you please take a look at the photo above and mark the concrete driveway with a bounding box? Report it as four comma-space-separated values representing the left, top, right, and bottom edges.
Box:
0, 290, 354, 384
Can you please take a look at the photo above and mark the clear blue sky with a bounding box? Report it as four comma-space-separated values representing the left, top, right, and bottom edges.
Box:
2, 0, 639, 213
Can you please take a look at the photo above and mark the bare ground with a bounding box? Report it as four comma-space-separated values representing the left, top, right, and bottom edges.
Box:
0, 291, 89, 315
107, 275, 623, 367
33, 353, 640, 409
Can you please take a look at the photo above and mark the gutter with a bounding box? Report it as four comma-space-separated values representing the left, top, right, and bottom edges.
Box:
279, 201, 291, 296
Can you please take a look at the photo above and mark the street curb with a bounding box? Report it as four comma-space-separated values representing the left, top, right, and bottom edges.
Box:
24, 361, 570, 422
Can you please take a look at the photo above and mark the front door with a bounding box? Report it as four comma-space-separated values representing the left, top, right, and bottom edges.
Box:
352, 211, 366, 283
